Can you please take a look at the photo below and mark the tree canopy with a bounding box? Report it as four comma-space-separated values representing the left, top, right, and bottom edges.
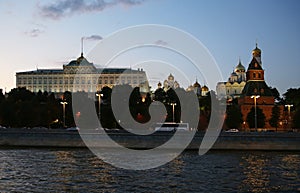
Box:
246, 107, 266, 128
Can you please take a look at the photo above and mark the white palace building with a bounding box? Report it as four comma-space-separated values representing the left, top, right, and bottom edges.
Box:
16, 53, 148, 94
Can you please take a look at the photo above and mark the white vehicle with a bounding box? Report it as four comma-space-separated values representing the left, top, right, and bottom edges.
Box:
225, 128, 239, 132
154, 122, 189, 132
66, 127, 80, 131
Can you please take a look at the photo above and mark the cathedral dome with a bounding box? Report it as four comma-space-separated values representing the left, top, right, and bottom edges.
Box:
252, 44, 261, 57
235, 60, 245, 72
231, 71, 238, 76
168, 73, 174, 81
157, 81, 162, 87
202, 85, 209, 91
66, 53, 92, 67
193, 80, 201, 88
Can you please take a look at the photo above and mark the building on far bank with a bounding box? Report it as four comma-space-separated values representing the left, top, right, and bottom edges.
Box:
216, 59, 246, 100
161, 73, 180, 92
186, 79, 209, 96
238, 44, 284, 130
16, 53, 149, 94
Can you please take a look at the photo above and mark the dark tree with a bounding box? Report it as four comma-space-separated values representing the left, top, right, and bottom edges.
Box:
269, 105, 281, 129
0, 90, 5, 102
246, 107, 266, 128
292, 109, 300, 129
225, 105, 243, 129
0, 100, 14, 127
269, 87, 281, 102
62, 91, 75, 127
197, 93, 211, 130
7, 87, 35, 102
101, 86, 112, 104
165, 88, 180, 122
154, 88, 166, 103
47, 92, 61, 128
283, 88, 300, 109
129, 87, 151, 123
98, 87, 118, 129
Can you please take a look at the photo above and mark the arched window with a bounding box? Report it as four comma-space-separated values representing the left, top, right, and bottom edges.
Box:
253, 73, 256, 78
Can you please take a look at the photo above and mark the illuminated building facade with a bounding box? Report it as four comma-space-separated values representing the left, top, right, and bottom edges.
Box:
216, 59, 246, 100
156, 74, 209, 97
16, 53, 148, 94
162, 74, 180, 92
186, 79, 209, 96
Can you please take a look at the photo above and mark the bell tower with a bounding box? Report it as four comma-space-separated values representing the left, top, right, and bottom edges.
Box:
246, 44, 264, 81
239, 43, 282, 130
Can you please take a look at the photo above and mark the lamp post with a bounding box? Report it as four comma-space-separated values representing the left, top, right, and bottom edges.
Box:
170, 102, 177, 123
251, 95, 260, 131
96, 93, 103, 119
60, 101, 68, 128
285, 104, 293, 129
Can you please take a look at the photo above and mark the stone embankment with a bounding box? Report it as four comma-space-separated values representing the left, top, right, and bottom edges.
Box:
0, 128, 299, 150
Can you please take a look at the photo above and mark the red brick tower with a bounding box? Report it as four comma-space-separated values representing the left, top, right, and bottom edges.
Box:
239, 44, 283, 130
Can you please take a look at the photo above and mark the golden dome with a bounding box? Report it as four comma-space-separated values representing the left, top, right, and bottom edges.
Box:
168, 73, 174, 80
252, 43, 261, 57
235, 59, 245, 72
202, 85, 209, 91
193, 80, 201, 88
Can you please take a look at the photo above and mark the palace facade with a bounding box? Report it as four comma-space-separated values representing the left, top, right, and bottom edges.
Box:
16, 53, 148, 94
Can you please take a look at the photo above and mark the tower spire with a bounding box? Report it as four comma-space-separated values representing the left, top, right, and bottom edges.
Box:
81, 37, 84, 57
255, 38, 258, 48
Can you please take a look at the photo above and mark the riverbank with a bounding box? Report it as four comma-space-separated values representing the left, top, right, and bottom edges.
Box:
0, 128, 300, 150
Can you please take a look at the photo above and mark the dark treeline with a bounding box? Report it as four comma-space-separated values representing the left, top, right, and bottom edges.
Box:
0, 86, 213, 130
283, 88, 300, 128
0, 86, 299, 129
0, 88, 71, 128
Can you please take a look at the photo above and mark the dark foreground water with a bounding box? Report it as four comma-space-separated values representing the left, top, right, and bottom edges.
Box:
0, 149, 299, 193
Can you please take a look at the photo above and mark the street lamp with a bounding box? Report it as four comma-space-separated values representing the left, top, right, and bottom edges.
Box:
170, 102, 177, 123
285, 104, 293, 129
96, 93, 103, 119
141, 96, 146, 103
251, 95, 260, 131
60, 101, 68, 128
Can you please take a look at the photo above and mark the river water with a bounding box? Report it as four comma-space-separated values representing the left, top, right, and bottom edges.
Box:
0, 148, 299, 192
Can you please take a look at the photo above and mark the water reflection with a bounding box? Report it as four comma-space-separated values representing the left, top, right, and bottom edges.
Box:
53, 149, 117, 192
240, 152, 300, 193
280, 154, 300, 190
0, 149, 299, 192
240, 153, 270, 192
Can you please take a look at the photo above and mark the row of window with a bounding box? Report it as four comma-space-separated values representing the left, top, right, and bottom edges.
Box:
17, 75, 145, 81
27, 85, 113, 93
252, 72, 262, 78
17, 76, 145, 85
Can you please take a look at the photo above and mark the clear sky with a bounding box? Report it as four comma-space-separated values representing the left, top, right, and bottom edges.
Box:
0, 0, 299, 95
